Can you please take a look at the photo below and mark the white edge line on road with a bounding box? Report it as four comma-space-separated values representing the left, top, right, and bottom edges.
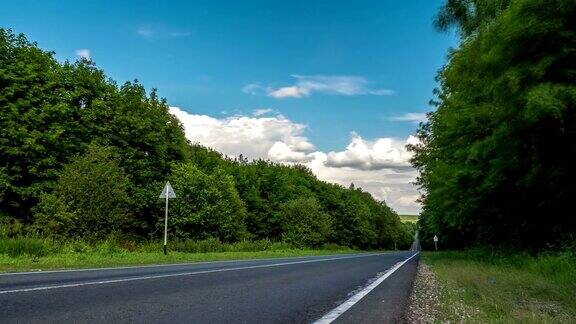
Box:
313, 252, 420, 324
0, 253, 397, 294
0, 252, 382, 276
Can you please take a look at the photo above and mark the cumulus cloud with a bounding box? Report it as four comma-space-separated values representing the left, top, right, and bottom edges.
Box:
325, 133, 416, 171
243, 75, 394, 99
169, 106, 420, 214
388, 112, 428, 123
75, 49, 91, 61
169, 107, 314, 161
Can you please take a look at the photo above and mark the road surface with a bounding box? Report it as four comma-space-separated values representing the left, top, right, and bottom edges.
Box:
0, 251, 419, 323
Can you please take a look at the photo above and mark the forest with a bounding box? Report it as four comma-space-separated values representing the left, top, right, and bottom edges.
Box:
0, 28, 414, 251
411, 0, 575, 250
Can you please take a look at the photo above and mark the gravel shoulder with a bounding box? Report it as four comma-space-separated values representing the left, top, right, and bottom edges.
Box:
404, 261, 440, 323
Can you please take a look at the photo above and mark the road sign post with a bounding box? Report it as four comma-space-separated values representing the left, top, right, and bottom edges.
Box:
433, 235, 438, 251
159, 181, 176, 255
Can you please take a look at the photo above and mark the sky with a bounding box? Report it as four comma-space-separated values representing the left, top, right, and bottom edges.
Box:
1, 0, 456, 214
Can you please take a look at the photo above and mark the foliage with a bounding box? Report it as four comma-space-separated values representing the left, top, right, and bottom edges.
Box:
0, 28, 413, 250
434, 0, 511, 37
0, 28, 190, 231
412, 0, 576, 249
423, 250, 576, 322
278, 197, 332, 248
34, 145, 132, 241
0, 237, 50, 257
167, 163, 247, 242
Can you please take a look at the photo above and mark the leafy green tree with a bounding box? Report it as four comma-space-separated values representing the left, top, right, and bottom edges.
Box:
167, 163, 247, 242
412, 0, 576, 249
34, 145, 132, 241
278, 197, 332, 247
0, 29, 190, 233
434, 0, 511, 37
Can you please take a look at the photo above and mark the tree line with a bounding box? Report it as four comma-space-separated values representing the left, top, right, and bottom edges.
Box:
411, 0, 575, 250
0, 29, 414, 249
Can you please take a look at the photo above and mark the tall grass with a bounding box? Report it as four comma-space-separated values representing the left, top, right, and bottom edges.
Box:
0, 237, 350, 258
423, 249, 576, 322
0, 237, 52, 257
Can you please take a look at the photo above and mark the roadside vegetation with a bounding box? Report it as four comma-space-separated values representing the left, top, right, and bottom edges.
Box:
416, 250, 576, 323
411, 0, 576, 250
0, 236, 355, 272
0, 28, 414, 270
406, 0, 576, 321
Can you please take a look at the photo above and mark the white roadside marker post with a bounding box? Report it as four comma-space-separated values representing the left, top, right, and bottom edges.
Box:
159, 181, 176, 255
433, 235, 438, 251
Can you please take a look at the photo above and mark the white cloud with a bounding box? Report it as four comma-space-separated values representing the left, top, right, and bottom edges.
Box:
253, 108, 274, 117
243, 75, 394, 99
325, 133, 416, 171
268, 86, 309, 99
268, 142, 314, 163
389, 112, 428, 123
75, 49, 91, 61
170, 107, 314, 161
170, 106, 420, 214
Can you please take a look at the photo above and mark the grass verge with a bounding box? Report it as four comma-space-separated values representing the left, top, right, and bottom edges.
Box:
0, 237, 356, 273
421, 250, 576, 323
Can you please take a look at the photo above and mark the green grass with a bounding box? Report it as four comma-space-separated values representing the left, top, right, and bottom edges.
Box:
0, 237, 355, 272
399, 214, 419, 223
422, 250, 576, 323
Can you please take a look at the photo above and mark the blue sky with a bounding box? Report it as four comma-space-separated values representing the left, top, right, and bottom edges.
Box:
1, 0, 456, 214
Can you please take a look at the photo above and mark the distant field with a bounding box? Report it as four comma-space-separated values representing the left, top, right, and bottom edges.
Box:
399, 215, 419, 223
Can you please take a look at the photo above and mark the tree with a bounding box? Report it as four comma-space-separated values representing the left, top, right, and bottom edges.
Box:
34, 145, 132, 241
413, 0, 576, 249
434, 0, 511, 37
167, 163, 247, 242
0, 29, 190, 233
278, 197, 332, 248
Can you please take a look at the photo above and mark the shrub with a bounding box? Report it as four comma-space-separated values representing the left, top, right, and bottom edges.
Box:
279, 197, 332, 248
34, 145, 132, 241
167, 163, 247, 242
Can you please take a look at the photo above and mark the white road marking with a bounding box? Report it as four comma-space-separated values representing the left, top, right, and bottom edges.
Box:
0, 253, 394, 294
0, 253, 375, 276
313, 252, 420, 324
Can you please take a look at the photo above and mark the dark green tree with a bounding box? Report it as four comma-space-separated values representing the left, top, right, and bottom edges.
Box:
34, 145, 132, 241
412, 0, 576, 249
167, 163, 247, 242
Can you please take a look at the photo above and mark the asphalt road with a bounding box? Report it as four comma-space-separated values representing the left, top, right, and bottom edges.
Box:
0, 251, 419, 323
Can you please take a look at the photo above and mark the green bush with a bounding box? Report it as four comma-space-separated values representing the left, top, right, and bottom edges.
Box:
0, 237, 51, 257
279, 197, 332, 248
34, 145, 132, 241
0, 214, 26, 238
168, 163, 247, 242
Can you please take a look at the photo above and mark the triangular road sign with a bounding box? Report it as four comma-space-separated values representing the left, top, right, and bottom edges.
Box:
159, 181, 176, 199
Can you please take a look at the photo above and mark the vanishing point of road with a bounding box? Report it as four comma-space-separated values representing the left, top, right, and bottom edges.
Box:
0, 251, 419, 323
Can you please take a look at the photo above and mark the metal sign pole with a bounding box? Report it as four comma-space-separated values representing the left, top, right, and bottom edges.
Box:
164, 194, 168, 255
159, 181, 176, 256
